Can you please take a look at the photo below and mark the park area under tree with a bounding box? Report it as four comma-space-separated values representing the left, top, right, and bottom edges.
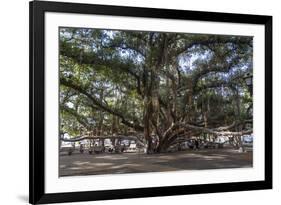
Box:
59, 27, 253, 176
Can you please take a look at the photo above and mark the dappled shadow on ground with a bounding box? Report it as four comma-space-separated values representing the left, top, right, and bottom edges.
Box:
59, 149, 253, 177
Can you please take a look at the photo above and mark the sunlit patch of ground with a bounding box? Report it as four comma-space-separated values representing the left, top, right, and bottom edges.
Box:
59, 148, 253, 177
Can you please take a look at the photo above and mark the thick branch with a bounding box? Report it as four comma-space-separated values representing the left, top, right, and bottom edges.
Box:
60, 77, 144, 131
182, 123, 252, 136
61, 134, 145, 146
61, 104, 93, 129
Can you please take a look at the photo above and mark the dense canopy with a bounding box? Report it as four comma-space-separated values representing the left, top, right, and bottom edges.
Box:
59, 27, 253, 153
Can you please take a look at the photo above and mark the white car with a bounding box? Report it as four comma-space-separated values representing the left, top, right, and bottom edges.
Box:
60, 142, 75, 155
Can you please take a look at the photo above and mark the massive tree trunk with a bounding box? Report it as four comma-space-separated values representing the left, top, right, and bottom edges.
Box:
143, 91, 153, 153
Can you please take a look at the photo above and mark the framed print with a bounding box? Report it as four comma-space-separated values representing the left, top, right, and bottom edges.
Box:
29, 0, 272, 204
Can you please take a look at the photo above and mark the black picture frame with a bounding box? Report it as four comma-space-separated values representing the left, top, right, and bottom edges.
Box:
29, 0, 272, 204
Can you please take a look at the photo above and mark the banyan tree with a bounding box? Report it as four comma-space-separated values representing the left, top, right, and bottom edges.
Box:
59, 27, 253, 153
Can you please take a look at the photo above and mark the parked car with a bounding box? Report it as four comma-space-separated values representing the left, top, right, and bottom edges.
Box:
93, 145, 104, 154
60, 142, 75, 155
243, 135, 253, 143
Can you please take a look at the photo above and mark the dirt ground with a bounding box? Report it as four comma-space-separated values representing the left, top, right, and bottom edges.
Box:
59, 148, 253, 177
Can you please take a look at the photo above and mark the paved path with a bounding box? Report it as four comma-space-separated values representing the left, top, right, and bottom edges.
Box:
59, 148, 252, 177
